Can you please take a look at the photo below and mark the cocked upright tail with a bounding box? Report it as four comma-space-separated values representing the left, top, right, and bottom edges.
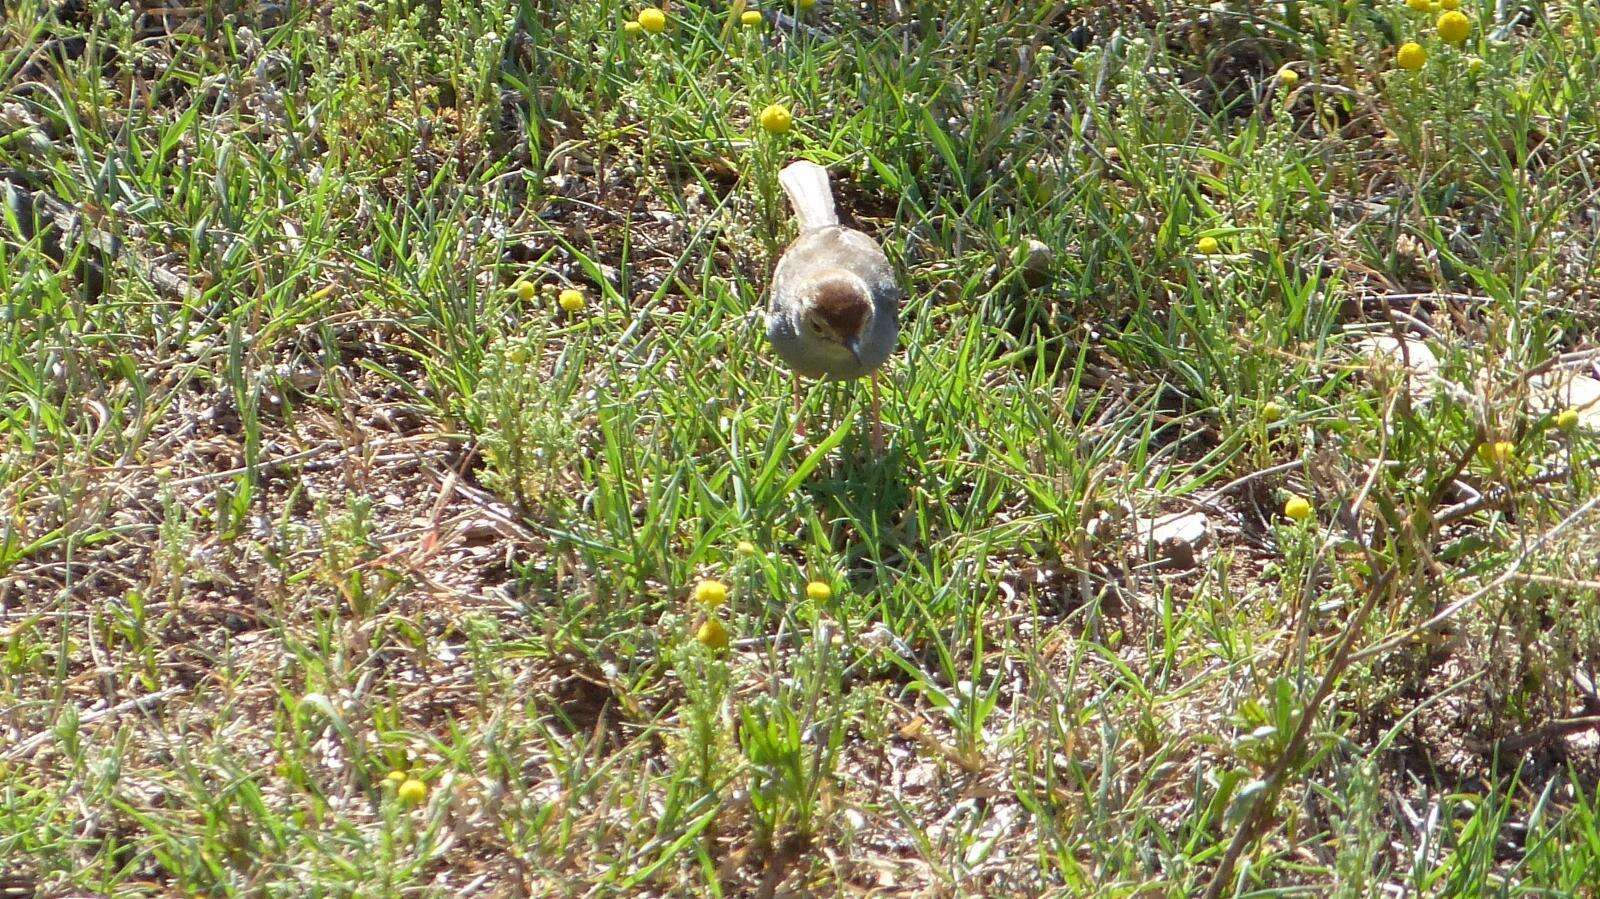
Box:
779, 160, 839, 233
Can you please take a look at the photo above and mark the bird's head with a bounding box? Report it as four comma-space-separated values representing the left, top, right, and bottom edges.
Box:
799, 273, 874, 363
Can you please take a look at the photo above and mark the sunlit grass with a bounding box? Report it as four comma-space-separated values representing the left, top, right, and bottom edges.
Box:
2, 0, 1599, 894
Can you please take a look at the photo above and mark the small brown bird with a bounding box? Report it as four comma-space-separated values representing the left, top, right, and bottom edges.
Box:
767, 159, 901, 450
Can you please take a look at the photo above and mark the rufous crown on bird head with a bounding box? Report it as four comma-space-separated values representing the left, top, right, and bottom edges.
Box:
802, 273, 873, 358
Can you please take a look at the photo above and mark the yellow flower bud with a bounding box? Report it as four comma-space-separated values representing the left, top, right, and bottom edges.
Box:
397, 778, 427, 804
805, 581, 832, 601
697, 616, 730, 650
1436, 10, 1471, 44
693, 579, 729, 607
637, 7, 667, 33
1477, 440, 1515, 466
1397, 42, 1427, 70
758, 103, 793, 134
1283, 495, 1313, 521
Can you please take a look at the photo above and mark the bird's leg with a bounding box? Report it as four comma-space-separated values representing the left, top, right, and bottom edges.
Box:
792, 378, 806, 438
869, 371, 885, 455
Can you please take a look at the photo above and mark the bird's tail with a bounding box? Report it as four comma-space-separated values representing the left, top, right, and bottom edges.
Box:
779, 160, 838, 232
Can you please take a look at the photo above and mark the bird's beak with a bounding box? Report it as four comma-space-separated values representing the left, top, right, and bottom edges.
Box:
844, 336, 863, 365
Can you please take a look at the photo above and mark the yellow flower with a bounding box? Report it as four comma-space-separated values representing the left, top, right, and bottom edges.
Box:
797, 0, 816, 7
1556, 408, 1579, 430
1196, 235, 1220, 255
693, 579, 729, 607
741, 9, 762, 26
805, 581, 832, 601
624, 20, 643, 34
1283, 495, 1313, 522
385, 770, 407, 784
697, 616, 730, 650
514, 281, 536, 302
758, 103, 793, 134
1441, 0, 1460, 7
1465, 55, 1484, 74
1406, 0, 1429, 10
1477, 440, 1515, 465
397, 778, 427, 804
1276, 65, 1299, 87
1397, 42, 1427, 71
1436, 10, 1471, 43
1261, 401, 1284, 423
736, 540, 758, 556
558, 288, 585, 313
1425, 0, 1440, 11
637, 7, 667, 33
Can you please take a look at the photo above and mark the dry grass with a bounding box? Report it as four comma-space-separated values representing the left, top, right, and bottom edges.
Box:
5, 0, 1600, 895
